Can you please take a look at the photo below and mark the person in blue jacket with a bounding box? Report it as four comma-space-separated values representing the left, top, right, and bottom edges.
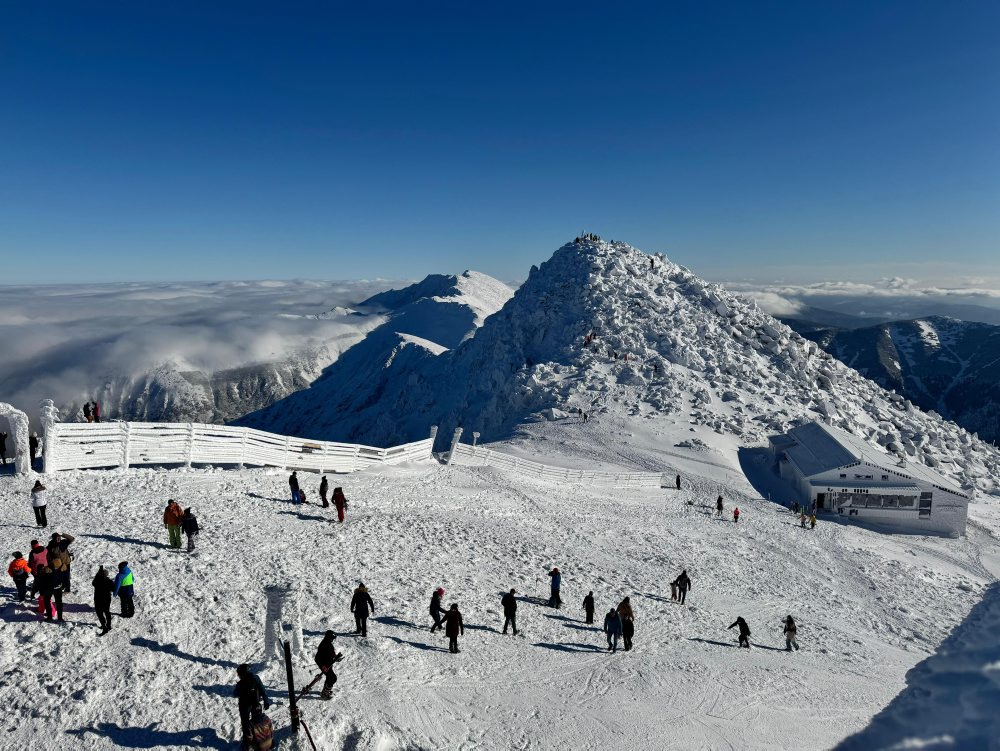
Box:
603, 608, 623, 652
547, 567, 562, 609
113, 561, 135, 618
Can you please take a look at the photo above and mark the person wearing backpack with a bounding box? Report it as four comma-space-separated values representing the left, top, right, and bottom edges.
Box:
7, 552, 31, 601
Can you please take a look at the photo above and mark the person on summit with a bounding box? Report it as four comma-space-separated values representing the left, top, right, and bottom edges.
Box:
333, 486, 348, 523
783, 615, 799, 652
92, 565, 114, 635
733, 506, 740, 524
234, 663, 270, 746
716, 495, 724, 517
288, 471, 300, 504
617, 597, 635, 651
350, 582, 375, 637
181, 507, 200, 552
163, 499, 184, 549
29, 432, 40, 467
675, 474, 681, 491
603, 608, 622, 652
114, 561, 135, 618
8, 552, 30, 602
31, 480, 48, 528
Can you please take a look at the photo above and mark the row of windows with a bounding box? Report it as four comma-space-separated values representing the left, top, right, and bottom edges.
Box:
839, 472, 890, 480
831, 492, 917, 509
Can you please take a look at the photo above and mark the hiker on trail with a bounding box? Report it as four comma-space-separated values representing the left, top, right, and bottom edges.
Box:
163, 499, 184, 549
429, 587, 447, 632
46, 532, 74, 593
733, 507, 740, 523
0, 431, 7, 465
675, 474, 681, 491
333, 486, 347, 523
547, 567, 562, 609
783, 615, 799, 652
618, 597, 635, 651
114, 561, 135, 618
31, 480, 48, 528
810, 514, 817, 530
181, 508, 199, 552
27, 540, 47, 572
29, 433, 39, 466
443, 604, 464, 653
313, 630, 343, 699
83, 402, 93, 423
93, 565, 114, 635
288, 472, 300, 504
319, 476, 329, 508
603, 608, 622, 652
350, 582, 375, 637
501, 588, 518, 635
234, 663, 270, 747
8, 552, 30, 601
728, 616, 751, 648
672, 570, 691, 605
583, 591, 595, 624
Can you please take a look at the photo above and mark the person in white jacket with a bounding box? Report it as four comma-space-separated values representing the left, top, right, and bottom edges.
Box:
31, 480, 48, 528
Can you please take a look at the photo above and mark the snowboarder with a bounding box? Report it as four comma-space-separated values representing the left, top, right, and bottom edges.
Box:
288, 471, 300, 504
728, 616, 751, 648
547, 567, 562, 609
319, 475, 329, 508
783, 615, 799, 651
618, 597, 635, 651
114, 561, 135, 618
350, 582, 375, 636
733, 507, 740, 523
716, 496, 723, 518
31, 480, 48, 528
501, 588, 518, 635
83, 402, 93, 423
92, 565, 114, 635
603, 608, 622, 652
333, 486, 347, 523
810, 514, 817, 530
582, 591, 595, 624
675, 474, 681, 491
443, 604, 464, 653
163, 499, 184, 549
7, 551, 30, 601
36, 564, 64, 622
429, 587, 447, 632
29, 432, 39, 467
181, 507, 199, 552
313, 630, 343, 699
672, 570, 691, 605
46, 532, 74, 593
0, 431, 7, 465
234, 663, 270, 747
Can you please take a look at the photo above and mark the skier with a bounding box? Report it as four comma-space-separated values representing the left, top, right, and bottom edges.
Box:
46, 532, 74, 593
716, 496, 723, 518
0, 431, 7, 465
36, 564, 64, 622
288, 471, 299, 504
733, 507, 740, 523
83, 402, 93, 423
603, 608, 622, 652
429, 587, 447, 632
728, 616, 751, 648
181, 507, 199, 552
313, 630, 343, 699
582, 591, 595, 624
31, 480, 48, 528
547, 567, 562, 609
29, 433, 39, 467
810, 514, 817, 530
7, 551, 30, 601
672, 569, 691, 605
783, 615, 799, 651
675, 474, 681, 491
617, 597, 635, 651
333, 486, 347, 523
163, 499, 184, 549
443, 603, 464, 653
233, 663, 270, 748
114, 561, 135, 618
350, 582, 375, 636
501, 588, 518, 635
319, 475, 329, 508
92, 565, 114, 635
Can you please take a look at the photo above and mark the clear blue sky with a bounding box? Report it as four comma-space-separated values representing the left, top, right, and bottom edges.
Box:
2, 2, 997, 284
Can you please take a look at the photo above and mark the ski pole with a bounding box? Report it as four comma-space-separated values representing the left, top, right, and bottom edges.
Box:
300, 717, 319, 751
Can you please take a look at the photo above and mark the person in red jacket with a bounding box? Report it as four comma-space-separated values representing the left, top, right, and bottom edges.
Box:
8, 552, 31, 601
733, 507, 740, 523
333, 487, 347, 523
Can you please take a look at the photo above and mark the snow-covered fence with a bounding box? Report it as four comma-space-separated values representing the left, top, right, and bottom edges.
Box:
450, 442, 665, 488
43, 421, 436, 474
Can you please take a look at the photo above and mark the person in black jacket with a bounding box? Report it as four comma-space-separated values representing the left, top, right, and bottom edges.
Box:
0, 431, 7, 465
429, 587, 446, 632
728, 616, 751, 648
501, 588, 518, 635
314, 630, 343, 699
92, 565, 114, 635
36, 565, 64, 622
443, 604, 464, 653
29, 433, 39, 467
672, 570, 691, 605
234, 663, 270, 742
583, 591, 595, 624
319, 476, 329, 508
350, 583, 375, 636
181, 508, 199, 553
288, 472, 300, 504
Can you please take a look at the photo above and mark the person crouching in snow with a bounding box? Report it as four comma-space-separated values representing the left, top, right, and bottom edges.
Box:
181, 507, 199, 552
429, 587, 446, 632
333, 486, 347, 523
603, 608, 622, 652
728, 616, 751, 648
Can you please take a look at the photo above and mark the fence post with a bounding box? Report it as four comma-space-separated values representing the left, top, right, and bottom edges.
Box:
428, 425, 439, 459
283, 435, 290, 470
446, 428, 463, 465
186, 423, 195, 468
239, 429, 247, 470
352, 444, 361, 472
122, 422, 131, 471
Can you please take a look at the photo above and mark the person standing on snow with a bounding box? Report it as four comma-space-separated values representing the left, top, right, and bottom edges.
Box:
234, 663, 270, 745
672, 570, 691, 605
603, 608, 623, 652
114, 561, 135, 618
501, 588, 518, 635
27, 540, 47, 573
547, 567, 562, 609
8, 552, 31, 601
93, 401, 101, 422
810, 514, 817, 530
716, 496, 724, 518
350, 582, 375, 637
0, 431, 8, 465
800, 511, 808, 528
728, 616, 751, 648
783, 615, 799, 651
29, 433, 40, 468
675, 474, 681, 491
617, 597, 635, 651
429, 587, 447, 632
46, 532, 74, 593
582, 591, 595, 624
319, 475, 329, 508
733, 507, 740, 523
443, 604, 465, 653
92, 565, 114, 635
288, 471, 300, 504
313, 630, 343, 699
36, 564, 64, 622
163, 499, 184, 549
31, 480, 48, 528
333, 486, 347, 523
181, 507, 199, 552
83, 402, 93, 423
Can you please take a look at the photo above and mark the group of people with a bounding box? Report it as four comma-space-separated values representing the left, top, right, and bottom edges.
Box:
715, 495, 741, 522
728, 615, 799, 652
82, 400, 101, 423
163, 499, 200, 551
288, 471, 348, 522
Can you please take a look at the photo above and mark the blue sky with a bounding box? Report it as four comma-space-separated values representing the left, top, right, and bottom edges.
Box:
2, 2, 997, 284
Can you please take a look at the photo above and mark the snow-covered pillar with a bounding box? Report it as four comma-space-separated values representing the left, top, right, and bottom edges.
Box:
472, 431, 480, 448
121, 422, 131, 470
1, 402, 31, 475
283, 435, 291, 470
238, 429, 247, 470
352, 444, 361, 472
263, 583, 303, 663
446, 428, 463, 465
39, 399, 60, 475
428, 425, 439, 458
185, 423, 195, 468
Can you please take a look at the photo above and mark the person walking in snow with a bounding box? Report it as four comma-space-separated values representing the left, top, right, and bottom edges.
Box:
83, 402, 93, 423
288, 472, 300, 504
501, 588, 518, 635
181, 507, 199, 552
547, 567, 562, 609
0, 431, 7, 466
163, 499, 184, 549
733, 507, 740, 523
618, 597, 635, 651
31, 480, 48, 528
92, 565, 114, 635
333, 486, 347, 523
46, 532, 74, 593
429, 587, 447, 632
29, 432, 39, 468
800, 511, 808, 528
8, 551, 30, 602
114, 561, 135, 618
672, 570, 691, 605
319, 475, 329, 508
443, 604, 464, 653
234, 663, 270, 746
783, 615, 799, 652
810, 514, 816, 530
313, 630, 343, 699
675, 474, 681, 491
603, 608, 622, 652
350, 582, 375, 636
716, 496, 724, 518
583, 591, 595, 624
728, 616, 751, 648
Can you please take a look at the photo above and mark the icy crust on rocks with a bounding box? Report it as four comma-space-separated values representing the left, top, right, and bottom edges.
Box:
270, 239, 998, 496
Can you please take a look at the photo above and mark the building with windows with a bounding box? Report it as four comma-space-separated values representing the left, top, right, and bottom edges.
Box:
768, 420, 970, 537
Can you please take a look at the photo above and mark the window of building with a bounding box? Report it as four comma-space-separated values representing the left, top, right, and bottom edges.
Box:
840, 473, 847, 479
882, 475, 888, 480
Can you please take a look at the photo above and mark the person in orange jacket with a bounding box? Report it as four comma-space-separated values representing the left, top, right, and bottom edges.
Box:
8, 552, 31, 601
163, 499, 185, 549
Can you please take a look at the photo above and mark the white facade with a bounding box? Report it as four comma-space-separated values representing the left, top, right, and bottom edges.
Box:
769, 421, 970, 538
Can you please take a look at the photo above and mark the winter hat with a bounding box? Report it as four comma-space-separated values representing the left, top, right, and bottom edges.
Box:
436, 587, 444, 596
324, 629, 336, 640
118, 561, 128, 570
12, 551, 23, 559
